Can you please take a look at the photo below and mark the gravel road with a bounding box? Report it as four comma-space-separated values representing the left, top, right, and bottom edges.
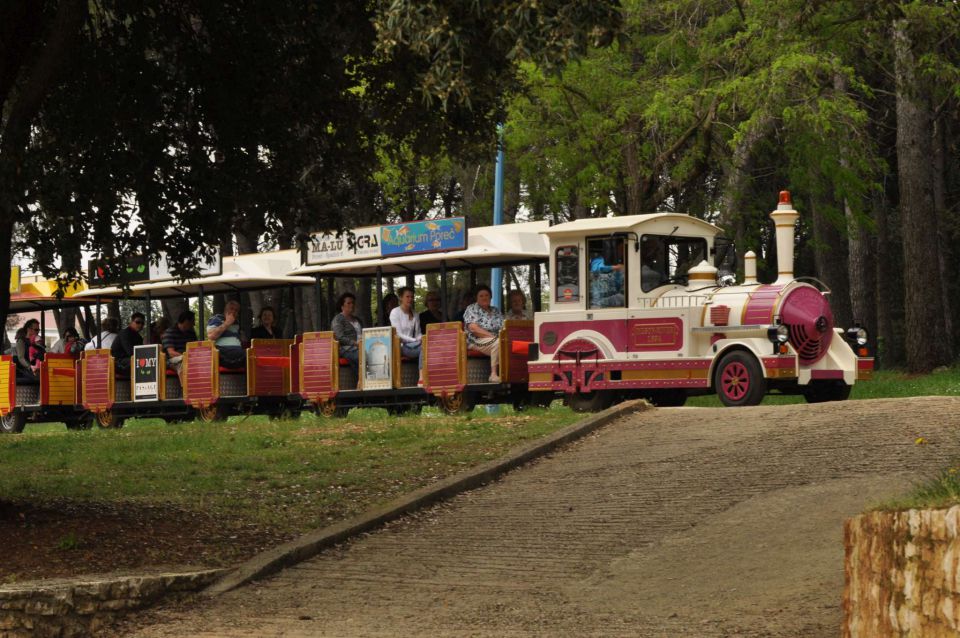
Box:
123, 397, 960, 637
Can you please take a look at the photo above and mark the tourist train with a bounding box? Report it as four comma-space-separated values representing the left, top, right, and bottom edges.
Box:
0, 191, 873, 433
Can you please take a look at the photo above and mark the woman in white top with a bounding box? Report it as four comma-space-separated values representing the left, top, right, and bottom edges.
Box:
84, 317, 120, 351
389, 286, 423, 382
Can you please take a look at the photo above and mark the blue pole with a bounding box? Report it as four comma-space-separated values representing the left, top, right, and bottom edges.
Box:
491, 124, 505, 310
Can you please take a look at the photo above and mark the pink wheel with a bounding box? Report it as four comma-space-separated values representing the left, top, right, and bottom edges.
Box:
714, 351, 766, 407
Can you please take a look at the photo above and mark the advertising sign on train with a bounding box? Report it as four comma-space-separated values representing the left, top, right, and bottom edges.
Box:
88, 251, 221, 288
380, 217, 467, 257
307, 226, 381, 265
148, 252, 222, 283
133, 344, 160, 402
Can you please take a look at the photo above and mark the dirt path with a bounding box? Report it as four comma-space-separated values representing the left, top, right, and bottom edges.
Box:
121, 397, 960, 637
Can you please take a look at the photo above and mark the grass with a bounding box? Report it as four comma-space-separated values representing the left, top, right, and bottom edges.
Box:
0, 405, 580, 533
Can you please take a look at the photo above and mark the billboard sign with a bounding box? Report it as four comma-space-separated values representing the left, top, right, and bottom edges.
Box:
307, 226, 381, 265
380, 217, 466, 257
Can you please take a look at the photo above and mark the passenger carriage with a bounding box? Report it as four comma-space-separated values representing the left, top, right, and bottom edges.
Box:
73, 251, 313, 426
289, 220, 555, 415
527, 191, 874, 411
0, 277, 91, 433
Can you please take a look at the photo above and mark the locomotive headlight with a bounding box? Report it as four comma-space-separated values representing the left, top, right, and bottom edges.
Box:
767, 324, 789, 344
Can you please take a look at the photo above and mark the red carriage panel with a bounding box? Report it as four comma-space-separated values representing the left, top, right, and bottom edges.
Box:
80, 350, 114, 412
499, 320, 533, 384
424, 322, 466, 396
247, 339, 293, 397
299, 331, 337, 403
290, 335, 303, 395
183, 341, 219, 409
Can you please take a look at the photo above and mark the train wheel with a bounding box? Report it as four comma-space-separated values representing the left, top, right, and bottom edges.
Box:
0, 411, 26, 434
803, 381, 852, 403
528, 392, 555, 409
565, 390, 615, 413
96, 409, 125, 429
315, 400, 348, 419
197, 404, 225, 423
714, 351, 766, 407
438, 392, 475, 415
65, 415, 93, 430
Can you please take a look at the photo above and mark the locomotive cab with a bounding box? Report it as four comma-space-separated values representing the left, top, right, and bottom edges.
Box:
529, 191, 873, 410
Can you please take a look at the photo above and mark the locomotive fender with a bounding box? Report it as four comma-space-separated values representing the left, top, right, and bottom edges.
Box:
707, 339, 783, 385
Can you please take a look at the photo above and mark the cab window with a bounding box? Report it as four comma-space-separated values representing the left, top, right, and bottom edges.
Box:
554, 246, 580, 303
587, 236, 627, 309
640, 235, 708, 292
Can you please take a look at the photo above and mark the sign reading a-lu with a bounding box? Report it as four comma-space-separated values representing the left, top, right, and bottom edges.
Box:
380, 217, 466, 257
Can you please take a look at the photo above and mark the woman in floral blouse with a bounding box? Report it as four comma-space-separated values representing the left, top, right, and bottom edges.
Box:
462, 284, 504, 383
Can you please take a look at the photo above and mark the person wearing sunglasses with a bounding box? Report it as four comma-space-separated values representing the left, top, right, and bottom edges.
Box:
112, 312, 145, 377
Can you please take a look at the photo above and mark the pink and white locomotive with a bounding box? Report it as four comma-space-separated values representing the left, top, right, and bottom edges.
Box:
528, 191, 874, 410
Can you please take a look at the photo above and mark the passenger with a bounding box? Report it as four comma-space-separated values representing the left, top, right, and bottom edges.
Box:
250, 306, 278, 340
453, 289, 476, 323
378, 293, 399, 327
331, 292, 363, 375
50, 327, 84, 356
26, 318, 46, 365
111, 312, 144, 376
506, 289, 532, 320
590, 247, 625, 308
419, 290, 443, 334
206, 299, 246, 369
162, 310, 197, 381
390, 286, 423, 383
13, 319, 41, 382
149, 317, 170, 346
463, 284, 503, 383
85, 317, 119, 351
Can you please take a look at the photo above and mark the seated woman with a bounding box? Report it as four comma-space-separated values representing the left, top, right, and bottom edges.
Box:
463, 284, 504, 383
331, 292, 363, 375
390, 287, 423, 383
13, 319, 42, 383
85, 317, 119, 351
506, 289, 532, 320
50, 327, 84, 357
378, 293, 399, 327
250, 306, 279, 340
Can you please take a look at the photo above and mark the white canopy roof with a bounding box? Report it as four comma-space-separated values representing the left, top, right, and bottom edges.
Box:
542, 213, 721, 237
75, 250, 313, 300
289, 221, 551, 277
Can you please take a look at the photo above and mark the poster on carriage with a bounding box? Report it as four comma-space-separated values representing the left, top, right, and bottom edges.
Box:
133, 345, 160, 402
360, 327, 394, 391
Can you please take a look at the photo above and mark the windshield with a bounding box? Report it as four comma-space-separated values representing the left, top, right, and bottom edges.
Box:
640, 235, 708, 292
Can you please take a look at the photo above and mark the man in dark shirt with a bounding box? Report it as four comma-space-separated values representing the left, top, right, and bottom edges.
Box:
112, 312, 144, 377
162, 310, 197, 381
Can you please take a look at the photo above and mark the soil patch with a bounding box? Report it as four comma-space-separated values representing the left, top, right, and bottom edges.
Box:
0, 499, 291, 584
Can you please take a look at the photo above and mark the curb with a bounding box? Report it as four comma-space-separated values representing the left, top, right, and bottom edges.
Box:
205, 398, 651, 596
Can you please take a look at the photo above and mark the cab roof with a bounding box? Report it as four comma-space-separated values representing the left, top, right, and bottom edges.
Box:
542, 213, 722, 238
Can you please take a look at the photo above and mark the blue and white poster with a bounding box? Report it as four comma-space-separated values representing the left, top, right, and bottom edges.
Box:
380, 218, 466, 257
361, 327, 393, 390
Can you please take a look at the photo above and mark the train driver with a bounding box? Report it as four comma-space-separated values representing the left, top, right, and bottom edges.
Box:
590, 239, 625, 308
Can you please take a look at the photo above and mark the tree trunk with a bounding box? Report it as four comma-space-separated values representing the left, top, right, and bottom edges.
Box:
932, 116, 954, 354
808, 197, 853, 329
894, 18, 951, 372
845, 198, 876, 340
873, 189, 903, 367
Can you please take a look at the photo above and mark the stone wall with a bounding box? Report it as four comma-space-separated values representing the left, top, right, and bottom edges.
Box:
844, 506, 960, 637
0, 569, 226, 638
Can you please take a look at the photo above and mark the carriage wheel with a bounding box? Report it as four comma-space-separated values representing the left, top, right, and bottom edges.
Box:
565, 390, 615, 413
714, 351, 766, 407
0, 411, 26, 434
315, 400, 348, 419
438, 392, 475, 415
644, 390, 688, 407
65, 415, 93, 430
197, 404, 225, 423
96, 409, 125, 429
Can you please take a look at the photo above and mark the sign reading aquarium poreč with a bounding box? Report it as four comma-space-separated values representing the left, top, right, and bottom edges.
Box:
380, 218, 467, 257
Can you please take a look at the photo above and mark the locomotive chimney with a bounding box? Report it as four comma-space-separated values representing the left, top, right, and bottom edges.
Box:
770, 190, 799, 284
743, 251, 758, 284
